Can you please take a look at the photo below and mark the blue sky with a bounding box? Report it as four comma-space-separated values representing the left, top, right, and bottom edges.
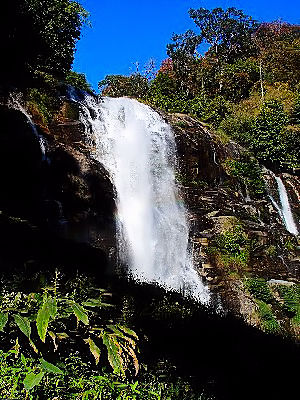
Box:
73, 0, 300, 91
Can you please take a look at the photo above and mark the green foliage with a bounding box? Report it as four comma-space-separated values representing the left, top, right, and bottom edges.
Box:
0, 351, 214, 399
0, 312, 8, 332
23, 371, 45, 391
251, 100, 288, 165
13, 314, 31, 338
0, 0, 89, 88
220, 99, 299, 169
99, 73, 149, 98
290, 93, 300, 124
0, 350, 63, 398
0, 271, 139, 376
219, 58, 260, 102
256, 300, 281, 334
208, 225, 250, 267
26, 87, 62, 125
277, 285, 300, 323
223, 157, 266, 198
36, 294, 57, 342
168, 7, 258, 64
65, 71, 94, 94
245, 278, 274, 303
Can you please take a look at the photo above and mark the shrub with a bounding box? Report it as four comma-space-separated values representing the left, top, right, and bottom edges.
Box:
256, 300, 281, 334
223, 157, 266, 198
208, 225, 250, 267
65, 71, 94, 94
245, 278, 273, 303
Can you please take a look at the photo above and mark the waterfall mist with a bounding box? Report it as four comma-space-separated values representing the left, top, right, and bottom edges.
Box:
79, 95, 209, 304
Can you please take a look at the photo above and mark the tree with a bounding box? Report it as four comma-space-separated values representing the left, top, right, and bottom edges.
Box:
98, 74, 149, 98
254, 22, 300, 88
0, 0, 89, 88
168, 7, 258, 65
251, 100, 289, 166
65, 71, 94, 94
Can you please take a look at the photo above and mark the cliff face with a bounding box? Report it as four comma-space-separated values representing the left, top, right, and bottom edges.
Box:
167, 112, 300, 339
0, 98, 116, 275
0, 96, 299, 339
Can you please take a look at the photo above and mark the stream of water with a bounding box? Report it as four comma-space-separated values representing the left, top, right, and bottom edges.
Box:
79, 95, 210, 303
275, 176, 298, 235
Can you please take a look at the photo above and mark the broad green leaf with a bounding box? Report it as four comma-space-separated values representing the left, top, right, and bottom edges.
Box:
102, 332, 124, 375
82, 298, 113, 308
106, 324, 126, 337
40, 358, 64, 375
71, 302, 89, 325
118, 325, 138, 339
48, 297, 57, 319
23, 371, 44, 391
84, 337, 101, 365
36, 295, 55, 342
0, 312, 8, 331
21, 353, 27, 366
13, 314, 31, 338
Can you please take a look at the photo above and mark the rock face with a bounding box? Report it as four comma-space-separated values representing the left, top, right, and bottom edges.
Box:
166, 112, 300, 339
0, 96, 299, 339
0, 99, 116, 275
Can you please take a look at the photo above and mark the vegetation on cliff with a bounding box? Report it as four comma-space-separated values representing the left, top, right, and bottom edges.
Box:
100, 7, 300, 171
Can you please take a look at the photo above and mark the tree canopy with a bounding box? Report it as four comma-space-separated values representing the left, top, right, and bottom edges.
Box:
0, 0, 88, 88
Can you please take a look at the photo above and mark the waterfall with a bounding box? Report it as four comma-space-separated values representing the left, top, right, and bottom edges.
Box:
275, 176, 298, 235
79, 95, 210, 303
8, 93, 47, 158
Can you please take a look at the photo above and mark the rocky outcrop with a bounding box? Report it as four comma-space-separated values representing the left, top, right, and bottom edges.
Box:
0, 96, 299, 340
0, 98, 116, 274
166, 112, 300, 339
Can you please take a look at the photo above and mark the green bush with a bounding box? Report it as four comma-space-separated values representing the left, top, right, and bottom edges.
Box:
245, 278, 273, 303
251, 100, 288, 165
0, 271, 139, 377
223, 157, 266, 198
256, 300, 281, 334
208, 225, 250, 267
65, 71, 94, 94
277, 285, 300, 323
0, 350, 214, 399
0, 0, 89, 88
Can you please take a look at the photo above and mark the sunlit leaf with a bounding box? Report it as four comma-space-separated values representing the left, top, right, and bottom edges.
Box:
117, 325, 138, 339
23, 371, 44, 391
0, 312, 8, 332
71, 302, 89, 325
56, 332, 69, 340
40, 358, 64, 374
36, 295, 56, 343
82, 298, 113, 308
84, 337, 101, 365
13, 314, 31, 338
102, 332, 124, 375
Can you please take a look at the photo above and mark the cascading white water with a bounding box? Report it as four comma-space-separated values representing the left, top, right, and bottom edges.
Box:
275, 176, 298, 235
8, 93, 46, 158
79, 95, 209, 303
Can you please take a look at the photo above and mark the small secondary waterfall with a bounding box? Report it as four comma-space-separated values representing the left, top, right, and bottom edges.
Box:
79, 95, 209, 303
275, 176, 298, 235
8, 93, 46, 158
264, 168, 299, 236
